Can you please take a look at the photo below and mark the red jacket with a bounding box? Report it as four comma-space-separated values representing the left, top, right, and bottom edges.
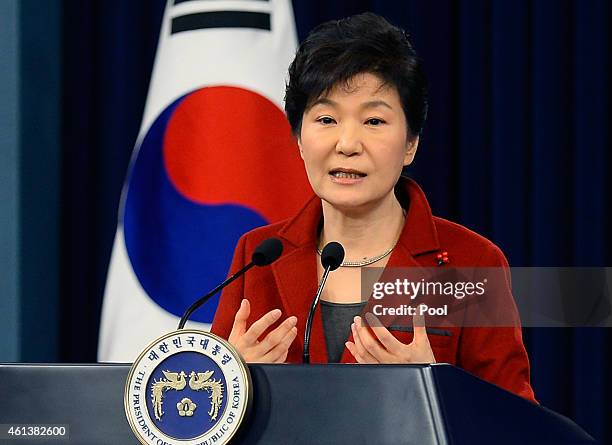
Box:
211, 178, 536, 402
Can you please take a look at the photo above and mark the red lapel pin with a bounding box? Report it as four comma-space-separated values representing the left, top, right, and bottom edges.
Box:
436, 251, 449, 266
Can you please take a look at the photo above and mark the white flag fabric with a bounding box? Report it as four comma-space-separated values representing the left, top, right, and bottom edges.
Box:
98, 0, 312, 362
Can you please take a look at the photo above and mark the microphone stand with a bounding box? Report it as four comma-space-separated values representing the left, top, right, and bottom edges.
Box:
303, 264, 332, 364
177, 262, 255, 330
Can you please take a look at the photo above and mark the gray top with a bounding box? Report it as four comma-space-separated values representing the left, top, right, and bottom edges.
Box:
320, 300, 368, 363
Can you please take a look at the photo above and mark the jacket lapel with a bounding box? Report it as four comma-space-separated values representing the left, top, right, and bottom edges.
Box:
272, 195, 330, 363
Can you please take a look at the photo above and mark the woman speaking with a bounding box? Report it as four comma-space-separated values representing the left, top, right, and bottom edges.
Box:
211, 12, 535, 402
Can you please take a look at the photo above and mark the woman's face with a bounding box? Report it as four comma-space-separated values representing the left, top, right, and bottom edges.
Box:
298, 72, 418, 212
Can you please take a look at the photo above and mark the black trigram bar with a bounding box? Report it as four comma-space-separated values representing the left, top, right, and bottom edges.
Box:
171, 11, 271, 33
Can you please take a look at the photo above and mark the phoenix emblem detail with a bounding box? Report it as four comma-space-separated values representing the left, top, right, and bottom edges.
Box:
150, 370, 224, 421
151, 370, 187, 421
188, 371, 224, 421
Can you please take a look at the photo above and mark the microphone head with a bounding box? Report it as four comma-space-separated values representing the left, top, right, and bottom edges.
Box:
252, 238, 284, 266
320, 242, 345, 271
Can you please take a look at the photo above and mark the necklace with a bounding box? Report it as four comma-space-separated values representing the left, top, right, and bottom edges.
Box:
316, 244, 396, 267
317, 207, 405, 267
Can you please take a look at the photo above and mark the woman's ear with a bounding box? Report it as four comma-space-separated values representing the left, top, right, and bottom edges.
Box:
403, 135, 419, 166
297, 135, 304, 160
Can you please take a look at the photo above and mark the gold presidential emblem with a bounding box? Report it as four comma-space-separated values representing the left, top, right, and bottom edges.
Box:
125, 329, 251, 445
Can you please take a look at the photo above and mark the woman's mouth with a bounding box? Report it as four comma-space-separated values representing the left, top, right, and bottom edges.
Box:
329, 169, 367, 183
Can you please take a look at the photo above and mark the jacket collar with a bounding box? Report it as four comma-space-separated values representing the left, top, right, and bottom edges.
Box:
270, 177, 440, 363
277, 177, 440, 255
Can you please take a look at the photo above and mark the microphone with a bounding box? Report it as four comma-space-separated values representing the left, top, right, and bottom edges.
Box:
177, 237, 283, 329
303, 241, 345, 363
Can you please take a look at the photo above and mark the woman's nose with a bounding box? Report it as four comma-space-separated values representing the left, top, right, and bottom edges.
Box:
335, 125, 363, 156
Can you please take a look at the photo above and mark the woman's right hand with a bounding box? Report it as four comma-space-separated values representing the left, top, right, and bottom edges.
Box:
228, 299, 298, 363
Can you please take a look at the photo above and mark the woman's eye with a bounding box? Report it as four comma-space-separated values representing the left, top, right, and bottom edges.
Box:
317, 116, 336, 125
366, 118, 385, 126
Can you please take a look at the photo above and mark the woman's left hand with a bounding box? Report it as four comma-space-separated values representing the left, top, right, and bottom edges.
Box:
345, 312, 436, 364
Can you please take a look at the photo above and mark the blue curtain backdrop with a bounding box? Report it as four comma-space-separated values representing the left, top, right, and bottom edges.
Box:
59, 0, 610, 442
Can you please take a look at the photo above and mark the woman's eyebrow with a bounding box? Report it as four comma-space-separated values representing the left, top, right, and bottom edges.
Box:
310, 98, 337, 108
361, 100, 393, 110
310, 98, 392, 110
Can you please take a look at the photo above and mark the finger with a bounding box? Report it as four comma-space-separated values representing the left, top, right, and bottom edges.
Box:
274, 326, 298, 363
276, 346, 291, 364
261, 326, 298, 363
229, 299, 250, 342
351, 319, 378, 363
412, 307, 429, 345
254, 316, 297, 356
364, 312, 404, 355
242, 308, 282, 344
354, 316, 394, 362
345, 341, 368, 364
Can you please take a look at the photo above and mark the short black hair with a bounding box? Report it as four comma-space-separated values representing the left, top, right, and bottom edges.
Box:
285, 12, 428, 137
